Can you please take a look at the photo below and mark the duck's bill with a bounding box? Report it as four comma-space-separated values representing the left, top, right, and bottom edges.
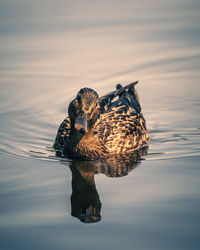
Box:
75, 115, 88, 133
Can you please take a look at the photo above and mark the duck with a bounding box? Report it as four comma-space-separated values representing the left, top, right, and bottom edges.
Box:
54, 81, 149, 159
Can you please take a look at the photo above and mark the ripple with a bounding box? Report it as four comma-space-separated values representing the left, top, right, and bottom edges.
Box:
146, 127, 200, 161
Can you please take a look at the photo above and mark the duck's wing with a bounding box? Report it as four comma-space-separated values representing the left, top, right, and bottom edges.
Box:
54, 116, 71, 154
93, 107, 148, 154
94, 82, 149, 154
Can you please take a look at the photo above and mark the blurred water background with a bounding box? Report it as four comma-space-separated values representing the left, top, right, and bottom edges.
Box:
0, 0, 200, 249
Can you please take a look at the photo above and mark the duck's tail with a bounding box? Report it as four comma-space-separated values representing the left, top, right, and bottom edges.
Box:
99, 81, 142, 113
116, 81, 142, 113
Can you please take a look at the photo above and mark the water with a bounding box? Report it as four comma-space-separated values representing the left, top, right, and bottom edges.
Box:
0, 0, 200, 249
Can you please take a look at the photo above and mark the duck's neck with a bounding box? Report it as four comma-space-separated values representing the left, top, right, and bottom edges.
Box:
70, 127, 83, 149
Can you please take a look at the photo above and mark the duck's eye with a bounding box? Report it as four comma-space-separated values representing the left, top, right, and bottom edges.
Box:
80, 111, 84, 118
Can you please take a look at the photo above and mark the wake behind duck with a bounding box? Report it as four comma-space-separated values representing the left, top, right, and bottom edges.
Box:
54, 81, 149, 159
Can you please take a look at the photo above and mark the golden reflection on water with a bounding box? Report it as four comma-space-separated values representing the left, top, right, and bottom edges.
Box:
69, 147, 147, 223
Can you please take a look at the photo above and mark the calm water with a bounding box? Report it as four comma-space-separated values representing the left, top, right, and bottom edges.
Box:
0, 0, 200, 249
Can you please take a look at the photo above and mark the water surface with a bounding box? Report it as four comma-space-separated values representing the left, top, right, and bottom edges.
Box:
0, 0, 200, 249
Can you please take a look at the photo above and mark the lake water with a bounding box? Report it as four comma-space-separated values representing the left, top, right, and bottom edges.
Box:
0, 0, 200, 249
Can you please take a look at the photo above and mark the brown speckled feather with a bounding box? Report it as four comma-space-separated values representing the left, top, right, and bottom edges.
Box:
93, 105, 148, 155
54, 117, 71, 156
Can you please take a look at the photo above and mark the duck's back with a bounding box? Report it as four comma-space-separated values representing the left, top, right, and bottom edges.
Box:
92, 91, 149, 155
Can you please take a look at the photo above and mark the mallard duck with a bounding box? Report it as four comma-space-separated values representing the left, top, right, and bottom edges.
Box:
54, 81, 149, 158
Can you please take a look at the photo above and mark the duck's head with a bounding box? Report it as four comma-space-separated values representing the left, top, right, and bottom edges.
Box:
68, 88, 99, 134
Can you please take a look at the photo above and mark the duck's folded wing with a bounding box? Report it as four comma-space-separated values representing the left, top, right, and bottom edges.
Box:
54, 116, 71, 151
93, 107, 149, 154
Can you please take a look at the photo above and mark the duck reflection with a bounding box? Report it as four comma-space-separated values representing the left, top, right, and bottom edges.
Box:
70, 161, 101, 223
69, 147, 148, 223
